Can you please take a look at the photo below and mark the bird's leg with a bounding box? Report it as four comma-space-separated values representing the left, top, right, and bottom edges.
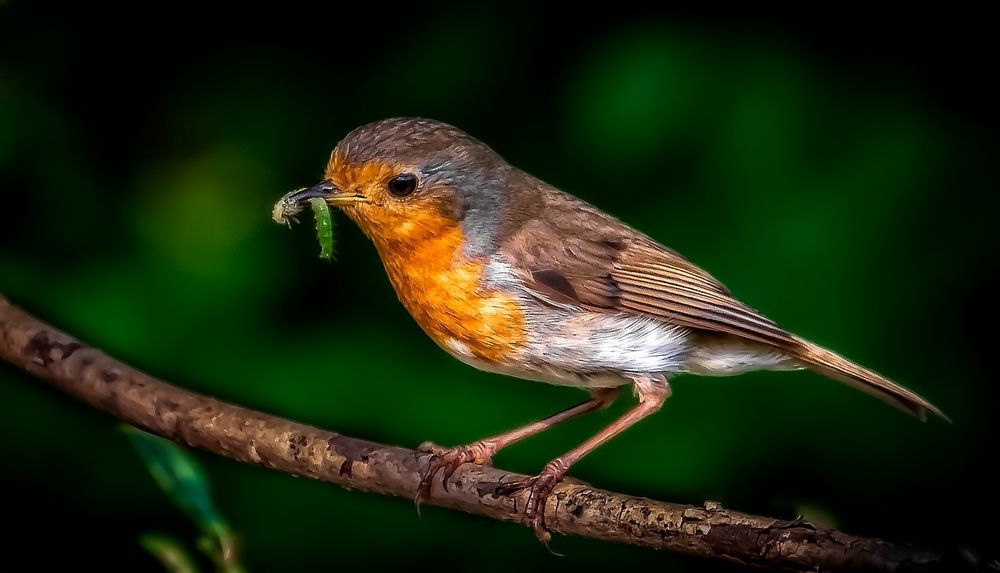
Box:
496, 376, 671, 543
416, 387, 621, 507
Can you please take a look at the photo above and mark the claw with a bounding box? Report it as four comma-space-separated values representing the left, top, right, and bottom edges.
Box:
413, 440, 496, 511
532, 514, 552, 545
492, 460, 568, 546
414, 488, 425, 518
440, 459, 464, 492
494, 476, 537, 497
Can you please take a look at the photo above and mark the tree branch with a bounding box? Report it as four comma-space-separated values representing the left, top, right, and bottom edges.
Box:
0, 295, 943, 571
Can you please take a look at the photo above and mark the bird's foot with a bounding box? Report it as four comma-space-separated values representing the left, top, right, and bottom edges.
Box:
415, 440, 496, 509
494, 458, 569, 544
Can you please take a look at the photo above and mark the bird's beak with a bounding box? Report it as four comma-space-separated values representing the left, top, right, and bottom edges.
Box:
288, 180, 367, 206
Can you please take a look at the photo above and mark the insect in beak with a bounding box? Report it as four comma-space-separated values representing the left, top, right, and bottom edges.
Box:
272, 181, 366, 226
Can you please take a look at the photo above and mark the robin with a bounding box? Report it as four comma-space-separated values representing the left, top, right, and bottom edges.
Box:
282, 117, 944, 541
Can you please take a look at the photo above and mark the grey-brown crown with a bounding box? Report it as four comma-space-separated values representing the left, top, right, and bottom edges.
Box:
336, 117, 498, 169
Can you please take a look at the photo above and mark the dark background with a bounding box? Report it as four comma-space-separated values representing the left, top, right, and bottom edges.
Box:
1, 5, 996, 571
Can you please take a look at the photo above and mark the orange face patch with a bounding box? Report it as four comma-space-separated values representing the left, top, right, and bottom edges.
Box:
325, 152, 447, 250
326, 151, 395, 195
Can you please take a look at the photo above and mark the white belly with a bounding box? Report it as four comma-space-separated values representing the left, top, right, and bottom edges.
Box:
443, 311, 691, 389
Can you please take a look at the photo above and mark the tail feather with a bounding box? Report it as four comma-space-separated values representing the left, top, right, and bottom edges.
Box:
790, 337, 947, 422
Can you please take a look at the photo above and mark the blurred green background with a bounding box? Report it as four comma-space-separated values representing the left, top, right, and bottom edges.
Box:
1, 6, 996, 571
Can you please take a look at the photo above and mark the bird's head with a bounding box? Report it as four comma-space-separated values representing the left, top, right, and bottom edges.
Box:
290, 118, 509, 257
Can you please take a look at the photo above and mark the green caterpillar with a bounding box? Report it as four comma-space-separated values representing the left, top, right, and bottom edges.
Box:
309, 197, 334, 260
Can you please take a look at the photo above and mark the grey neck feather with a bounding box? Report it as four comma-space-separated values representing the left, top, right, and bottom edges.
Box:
457, 174, 505, 258
423, 160, 508, 259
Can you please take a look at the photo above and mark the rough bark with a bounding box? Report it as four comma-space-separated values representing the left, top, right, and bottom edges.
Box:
0, 295, 945, 571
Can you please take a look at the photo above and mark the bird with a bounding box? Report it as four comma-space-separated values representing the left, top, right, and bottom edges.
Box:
283, 117, 944, 541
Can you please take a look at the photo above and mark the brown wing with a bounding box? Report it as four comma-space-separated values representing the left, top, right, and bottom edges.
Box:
498, 186, 797, 348
496, 179, 944, 420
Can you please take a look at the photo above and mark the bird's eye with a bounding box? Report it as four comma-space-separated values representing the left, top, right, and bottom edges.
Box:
387, 173, 418, 197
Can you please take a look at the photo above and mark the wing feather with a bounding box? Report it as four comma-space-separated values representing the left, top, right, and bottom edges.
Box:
499, 199, 793, 346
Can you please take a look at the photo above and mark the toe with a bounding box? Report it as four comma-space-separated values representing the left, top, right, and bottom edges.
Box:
531, 514, 553, 545
518, 469, 565, 546
415, 441, 500, 502
414, 466, 439, 511
493, 476, 537, 497
417, 441, 445, 455
439, 458, 466, 491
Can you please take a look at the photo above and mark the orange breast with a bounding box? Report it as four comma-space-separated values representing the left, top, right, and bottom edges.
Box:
373, 223, 526, 365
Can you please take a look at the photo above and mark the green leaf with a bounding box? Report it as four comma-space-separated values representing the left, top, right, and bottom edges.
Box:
198, 533, 247, 573
124, 426, 227, 534
122, 425, 243, 573
124, 426, 246, 572
140, 532, 201, 573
